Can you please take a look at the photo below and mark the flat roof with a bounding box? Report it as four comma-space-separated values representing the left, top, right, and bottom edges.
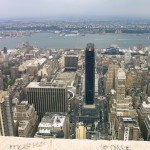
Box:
18, 60, 34, 71
118, 68, 126, 80
27, 58, 47, 67
38, 114, 65, 128
83, 104, 96, 109
64, 55, 78, 57
26, 82, 67, 89
20, 101, 28, 105
55, 72, 76, 86
142, 102, 150, 108
122, 117, 132, 121
116, 110, 138, 118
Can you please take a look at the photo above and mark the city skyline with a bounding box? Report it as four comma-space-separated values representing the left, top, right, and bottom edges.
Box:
0, 0, 150, 19
1, 0, 150, 145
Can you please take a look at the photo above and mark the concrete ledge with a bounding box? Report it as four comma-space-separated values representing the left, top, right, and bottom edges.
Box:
0, 137, 149, 150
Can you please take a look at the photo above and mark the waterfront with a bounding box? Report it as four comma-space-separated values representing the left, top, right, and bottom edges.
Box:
0, 32, 150, 49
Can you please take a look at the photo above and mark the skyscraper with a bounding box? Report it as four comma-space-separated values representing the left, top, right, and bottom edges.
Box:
85, 43, 95, 104
0, 93, 14, 136
116, 68, 126, 103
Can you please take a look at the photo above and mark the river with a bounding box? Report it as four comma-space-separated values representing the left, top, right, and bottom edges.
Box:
0, 32, 150, 49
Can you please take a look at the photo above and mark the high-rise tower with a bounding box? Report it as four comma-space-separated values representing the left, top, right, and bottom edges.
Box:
0, 93, 14, 136
79, 44, 99, 125
85, 43, 95, 104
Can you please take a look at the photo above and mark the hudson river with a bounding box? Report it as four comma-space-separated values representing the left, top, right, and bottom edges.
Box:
0, 32, 150, 49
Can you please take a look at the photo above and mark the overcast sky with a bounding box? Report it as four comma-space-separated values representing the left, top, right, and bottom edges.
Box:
0, 0, 150, 19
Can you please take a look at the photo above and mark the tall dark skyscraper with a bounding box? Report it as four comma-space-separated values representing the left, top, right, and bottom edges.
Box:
85, 43, 95, 104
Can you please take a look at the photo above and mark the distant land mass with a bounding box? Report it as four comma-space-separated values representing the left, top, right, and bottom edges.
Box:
0, 18, 150, 34
0, 18, 150, 49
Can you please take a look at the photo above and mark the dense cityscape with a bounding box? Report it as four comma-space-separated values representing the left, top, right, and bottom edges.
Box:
0, 38, 150, 142
1, 0, 150, 149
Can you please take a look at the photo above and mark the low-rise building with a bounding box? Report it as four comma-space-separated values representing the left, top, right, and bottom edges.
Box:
26, 58, 47, 76
63, 55, 78, 70
34, 113, 70, 139
117, 117, 140, 140
76, 122, 86, 139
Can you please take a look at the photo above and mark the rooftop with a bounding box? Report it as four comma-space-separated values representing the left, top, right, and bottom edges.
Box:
83, 104, 96, 109
26, 82, 67, 89
118, 68, 126, 80
18, 121, 29, 130
64, 55, 78, 57
19, 60, 34, 72
20, 101, 28, 105
55, 72, 76, 86
116, 110, 138, 118
142, 102, 150, 108
27, 58, 47, 67
38, 113, 65, 128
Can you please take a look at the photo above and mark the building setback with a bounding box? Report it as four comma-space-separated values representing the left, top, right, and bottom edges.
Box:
26, 82, 68, 118
13, 101, 38, 137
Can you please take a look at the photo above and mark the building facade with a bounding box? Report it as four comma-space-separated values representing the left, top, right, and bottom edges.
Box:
85, 43, 95, 104
117, 117, 140, 140
63, 55, 78, 70
116, 68, 126, 103
27, 82, 68, 118
13, 101, 38, 137
105, 64, 119, 94
76, 122, 86, 139
0, 71, 3, 90
143, 115, 150, 141
138, 101, 150, 133
0, 93, 14, 136
125, 71, 142, 90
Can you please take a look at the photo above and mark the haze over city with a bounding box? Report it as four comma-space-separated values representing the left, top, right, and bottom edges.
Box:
0, 0, 150, 19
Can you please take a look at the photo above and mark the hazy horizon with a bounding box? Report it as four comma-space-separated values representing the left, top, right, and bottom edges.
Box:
0, 0, 150, 20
